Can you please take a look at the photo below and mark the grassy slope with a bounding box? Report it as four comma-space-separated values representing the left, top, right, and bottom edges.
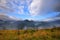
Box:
0, 27, 60, 40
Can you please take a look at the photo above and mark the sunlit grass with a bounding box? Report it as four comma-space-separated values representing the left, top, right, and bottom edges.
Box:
0, 27, 60, 40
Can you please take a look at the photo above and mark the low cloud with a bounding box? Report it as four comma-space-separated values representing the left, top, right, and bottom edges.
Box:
43, 17, 60, 21
9, 16, 21, 20
0, 13, 21, 20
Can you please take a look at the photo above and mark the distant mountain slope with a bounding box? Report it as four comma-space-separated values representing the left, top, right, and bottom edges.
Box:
0, 14, 60, 30
0, 14, 18, 30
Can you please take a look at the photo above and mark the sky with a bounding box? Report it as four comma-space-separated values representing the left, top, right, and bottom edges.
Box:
0, 0, 60, 21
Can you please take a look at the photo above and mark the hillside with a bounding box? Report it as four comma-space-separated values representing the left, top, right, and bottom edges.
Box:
0, 27, 60, 40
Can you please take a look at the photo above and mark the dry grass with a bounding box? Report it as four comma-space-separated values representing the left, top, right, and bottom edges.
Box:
0, 27, 60, 40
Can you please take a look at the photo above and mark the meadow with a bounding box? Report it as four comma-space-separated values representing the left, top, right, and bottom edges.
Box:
0, 27, 60, 40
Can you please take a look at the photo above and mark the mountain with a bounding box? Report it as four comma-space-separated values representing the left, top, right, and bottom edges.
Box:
0, 14, 60, 30
16, 19, 60, 29
50, 13, 60, 26
0, 14, 18, 30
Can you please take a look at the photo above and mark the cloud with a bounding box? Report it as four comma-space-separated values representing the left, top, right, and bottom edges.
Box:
53, 0, 60, 12
43, 13, 60, 21
0, 0, 7, 12
42, 12, 60, 21
0, 0, 24, 13
0, 0, 60, 17
0, 6, 14, 12
0, 12, 21, 20
0, 0, 15, 13
18, 6, 24, 14
9, 16, 21, 20
28, 0, 60, 16
18, 0, 32, 14
0, 0, 32, 15
0, 0, 6, 5
28, 0, 42, 16
0, 13, 7, 15
42, 17, 60, 21
55, 12, 60, 18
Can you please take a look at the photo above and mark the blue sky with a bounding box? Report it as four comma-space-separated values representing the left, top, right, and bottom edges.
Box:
0, 0, 60, 21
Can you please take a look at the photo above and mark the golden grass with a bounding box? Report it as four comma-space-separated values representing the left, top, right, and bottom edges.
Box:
0, 27, 60, 40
